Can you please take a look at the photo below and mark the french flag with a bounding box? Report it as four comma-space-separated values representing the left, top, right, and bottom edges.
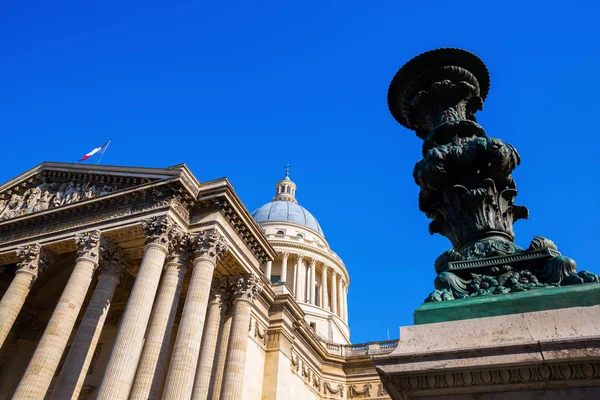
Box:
79, 140, 111, 162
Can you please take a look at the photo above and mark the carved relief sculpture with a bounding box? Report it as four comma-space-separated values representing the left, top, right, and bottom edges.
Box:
387, 48, 600, 301
0, 181, 117, 221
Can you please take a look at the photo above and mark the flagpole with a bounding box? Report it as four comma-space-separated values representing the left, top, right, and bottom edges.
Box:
96, 139, 112, 165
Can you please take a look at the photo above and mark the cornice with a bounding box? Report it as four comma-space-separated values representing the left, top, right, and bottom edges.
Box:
195, 178, 277, 264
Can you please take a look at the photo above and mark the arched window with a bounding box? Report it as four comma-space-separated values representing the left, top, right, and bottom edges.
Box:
276, 230, 285, 235
296, 234, 303, 239
286, 186, 291, 194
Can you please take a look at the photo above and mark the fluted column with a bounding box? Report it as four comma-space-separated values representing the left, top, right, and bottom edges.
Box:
0, 243, 46, 348
264, 261, 272, 281
337, 275, 343, 318
321, 265, 329, 311
130, 231, 189, 400
209, 313, 232, 400
14, 231, 103, 400
294, 255, 304, 301
219, 275, 263, 400
309, 259, 316, 304
280, 251, 288, 283
191, 278, 227, 400
51, 244, 124, 400
162, 229, 228, 400
96, 216, 175, 400
331, 272, 338, 315
344, 284, 349, 324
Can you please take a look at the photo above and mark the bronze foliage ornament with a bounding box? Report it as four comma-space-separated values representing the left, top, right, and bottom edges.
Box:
387, 48, 599, 302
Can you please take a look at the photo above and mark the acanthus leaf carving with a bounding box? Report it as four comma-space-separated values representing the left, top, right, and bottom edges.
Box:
230, 274, 263, 303
192, 229, 228, 261
99, 241, 126, 278
16, 243, 42, 276
75, 230, 104, 263
142, 216, 175, 248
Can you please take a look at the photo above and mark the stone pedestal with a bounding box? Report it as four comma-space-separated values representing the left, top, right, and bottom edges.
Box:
375, 305, 600, 400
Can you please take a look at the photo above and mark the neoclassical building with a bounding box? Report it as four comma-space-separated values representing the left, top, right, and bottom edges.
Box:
0, 162, 395, 400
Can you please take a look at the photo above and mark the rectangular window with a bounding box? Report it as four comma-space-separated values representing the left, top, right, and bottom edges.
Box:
271, 275, 281, 284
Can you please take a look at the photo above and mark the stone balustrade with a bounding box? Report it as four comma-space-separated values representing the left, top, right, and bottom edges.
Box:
321, 339, 398, 357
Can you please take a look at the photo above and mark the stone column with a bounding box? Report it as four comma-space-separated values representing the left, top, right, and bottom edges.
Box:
280, 251, 289, 283
13, 231, 103, 400
209, 313, 232, 400
191, 278, 227, 400
321, 265, 329, 311
344, 284, 349, 324
130, 230, 189, 400
219, 275, 263, 400
337, 275, 343, 318
0, 243, 45, 348
51, 243, 124, 400
309, 259, 316, 305
294, 255, 304, 302
96, 216, 175, 400
264, 261, 272, 281
331, 272, 338, 315
162, 229, 228, 400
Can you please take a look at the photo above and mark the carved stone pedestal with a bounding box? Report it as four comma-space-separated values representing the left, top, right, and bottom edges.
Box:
374, 305, 600, 400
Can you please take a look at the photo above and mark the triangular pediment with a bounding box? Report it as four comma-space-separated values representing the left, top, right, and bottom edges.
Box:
0, 162, 199, 222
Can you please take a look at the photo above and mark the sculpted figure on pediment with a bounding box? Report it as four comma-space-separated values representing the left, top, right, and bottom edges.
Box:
0, 180, 118, 221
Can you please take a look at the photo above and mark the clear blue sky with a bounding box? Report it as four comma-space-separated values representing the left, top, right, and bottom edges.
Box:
2, 1, 599, 343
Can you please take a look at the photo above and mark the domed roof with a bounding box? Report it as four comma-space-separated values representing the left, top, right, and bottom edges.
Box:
252, 201, 324, 236
251, 170, 324, 236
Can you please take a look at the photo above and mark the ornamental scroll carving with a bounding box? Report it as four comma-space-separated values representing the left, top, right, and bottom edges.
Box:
75, 230, 104, 263
142, 216, 175, 247
0, 181, 117, 221
192, 229, 229, 261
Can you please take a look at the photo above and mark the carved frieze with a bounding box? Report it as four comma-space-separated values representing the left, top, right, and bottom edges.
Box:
0, 181, 117, 222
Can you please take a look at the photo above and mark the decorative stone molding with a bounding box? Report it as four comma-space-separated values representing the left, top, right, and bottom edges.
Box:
142, 216, 175, 248
230, 274, 263, 303
191, 229, 229, 261
166, 228, 191, 265
380, 361, 600, 397
0, 181, 118, 222
75, 230, 104, 264
282, 251, 290, 260
348, 383, 371, 398
15, 243, 54, 278
99, 241, 126, 279
324, 381, 345, 398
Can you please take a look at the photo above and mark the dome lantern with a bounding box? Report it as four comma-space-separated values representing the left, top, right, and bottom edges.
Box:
272, 168, 297, 204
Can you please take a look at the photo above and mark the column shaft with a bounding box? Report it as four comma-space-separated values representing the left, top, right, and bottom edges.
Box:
264, 261, 272, 281
337, 276, 343, 318
321, 266, 329, 311
96, 243, 168, 400
13, 258, 98, 400
51, 273, 119, 400
0, 271, 36, 348
191, 295, 223, 400
331, 273, 338, 315
130, 263, 186, 400
162, 257, 216, 399
309, 262, 316, 304
280, 255, 288, 282
344, 285, 349, 323
219, 299, 252, 400
210, 315, 232, 400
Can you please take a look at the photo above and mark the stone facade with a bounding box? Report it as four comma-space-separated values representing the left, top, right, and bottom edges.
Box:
0, 162, 393, 399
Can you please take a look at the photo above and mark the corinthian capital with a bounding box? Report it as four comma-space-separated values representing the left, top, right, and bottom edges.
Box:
16, 243, 42, 276
281, 251, 290, 260
142, 216, 175, 247
191, 229, 229, 261
166, 228, 191, 265
75, 230, 104, 264
230, 274, 263, 303
99, 241, 126, 279
209, 277, 229, 306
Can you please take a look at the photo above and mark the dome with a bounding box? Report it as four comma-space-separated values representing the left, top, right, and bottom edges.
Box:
252, 201, 324, 236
